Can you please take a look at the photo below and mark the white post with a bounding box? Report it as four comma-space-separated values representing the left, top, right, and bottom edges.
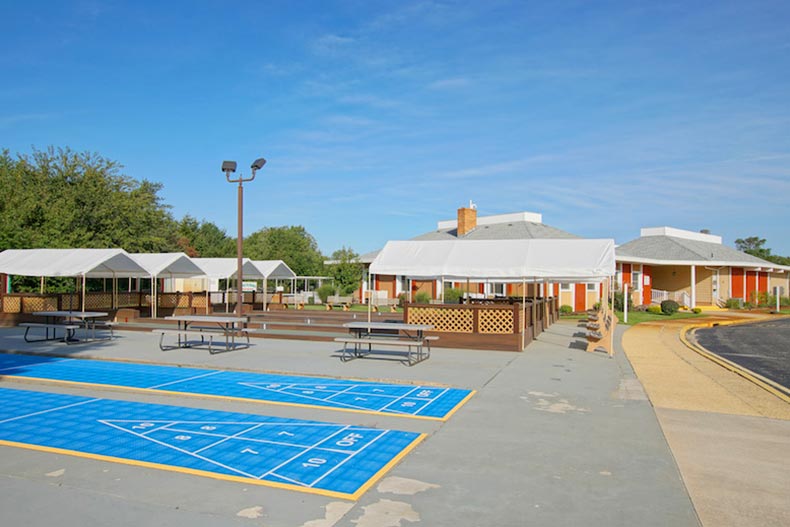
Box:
609, 277, 615, 357
367, 272, 372, 323
81, 274, 86, 313
690, 265, 696, 309
521, 278, 527, 350
776, 286, 781, 312
623, 283, 628, 324
263, 277, 268, 312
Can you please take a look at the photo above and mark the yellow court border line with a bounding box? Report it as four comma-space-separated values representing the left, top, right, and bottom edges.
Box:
0, 432, 428, 501
680, 319, 790, 404
2, 375, 476, 423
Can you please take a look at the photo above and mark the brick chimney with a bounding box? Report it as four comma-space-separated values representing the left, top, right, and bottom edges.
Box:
457, 206, 477, 236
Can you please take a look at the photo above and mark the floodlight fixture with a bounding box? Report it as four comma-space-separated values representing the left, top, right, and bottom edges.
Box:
221, 160, 237, 173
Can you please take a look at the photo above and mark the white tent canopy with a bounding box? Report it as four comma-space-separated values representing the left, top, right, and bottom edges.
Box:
369, 239, 616, 281
0, 248, 147, 278
129, 253, 207, 318
250, 260, 296, 279
129, 253, 206, 279
191, 258, 267, 280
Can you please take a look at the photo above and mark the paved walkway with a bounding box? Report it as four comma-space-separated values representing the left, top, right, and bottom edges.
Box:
621, 314, 790, 527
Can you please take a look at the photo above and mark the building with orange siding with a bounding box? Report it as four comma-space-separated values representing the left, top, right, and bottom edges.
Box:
615, 227, 790, 308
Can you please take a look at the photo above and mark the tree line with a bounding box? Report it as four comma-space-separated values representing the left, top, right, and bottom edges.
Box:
0, 147, 362, 292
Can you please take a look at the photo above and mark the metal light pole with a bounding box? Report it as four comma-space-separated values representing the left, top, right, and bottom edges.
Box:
222, 158, 266, 317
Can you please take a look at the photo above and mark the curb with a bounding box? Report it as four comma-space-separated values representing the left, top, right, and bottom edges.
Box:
679, 318, 790, 404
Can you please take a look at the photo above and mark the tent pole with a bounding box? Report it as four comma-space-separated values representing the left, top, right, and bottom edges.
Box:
225, 280, 229, 313
367, 271, 372, 323
263, 277, 268, 312
521, 278, 526, 350
152, 274, 157, 319
81, 274, 86, 313
40, 276, 44, 294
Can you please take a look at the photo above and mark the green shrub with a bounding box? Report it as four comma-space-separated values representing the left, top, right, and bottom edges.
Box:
613, 292, 624, 311
398, 293, 408, 307
341, 283, 357, 295
692, 307, 702, 314
316, 284, 335, 303
647, 305, 663, 314
559, 305, 573, 315
444, 287, 463, 304
724, 297, 743, 309
414, 291, 431, 304
592, 302, 601, 310
660, 300, 680, 315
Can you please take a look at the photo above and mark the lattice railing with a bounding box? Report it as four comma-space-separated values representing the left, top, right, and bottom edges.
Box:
20, 296, 59, 313
479, 309, 514, 334
407, 306, 474, 333
116, 292, 141, 308
84, 293, 113, 310
2, 296, 21, 313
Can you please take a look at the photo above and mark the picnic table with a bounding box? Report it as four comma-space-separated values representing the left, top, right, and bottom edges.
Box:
336, 321, 436, 366
159, 315, 251, 354
20, 311, 114, 344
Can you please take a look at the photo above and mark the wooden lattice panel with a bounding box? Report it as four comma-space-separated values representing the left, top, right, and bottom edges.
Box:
62, 295, 79, 310
2, 296, 21, 313
85, 293, 112, 310
159, 294, 178, 308
408, 307, 474, 333
22, 296, 57, 313
177, 295, 190, 308
116, 293, 138, 308
192, 295, 207, 309
479, 309, 514, 334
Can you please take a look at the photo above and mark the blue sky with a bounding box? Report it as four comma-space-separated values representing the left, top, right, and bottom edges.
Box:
2, 1, 789, 255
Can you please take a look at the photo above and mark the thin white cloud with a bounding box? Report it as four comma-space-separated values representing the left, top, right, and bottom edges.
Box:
427, 77, 470, 90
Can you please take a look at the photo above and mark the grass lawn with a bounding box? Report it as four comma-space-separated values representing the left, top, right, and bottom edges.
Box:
614, 310, 706, 325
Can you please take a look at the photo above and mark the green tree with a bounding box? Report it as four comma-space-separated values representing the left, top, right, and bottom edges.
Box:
0, 147, 176, 252
327, 247, 363, 295
735, 236, 771, 260
244, 226, 324, 276
176, 215, 234, 257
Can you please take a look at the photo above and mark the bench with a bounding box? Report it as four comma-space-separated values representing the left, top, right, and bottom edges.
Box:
586, 311, 615, 354
326, 295, 353, 311
76, 320, 117, 340
19, 322, 81, 344
334, 335, 436, 366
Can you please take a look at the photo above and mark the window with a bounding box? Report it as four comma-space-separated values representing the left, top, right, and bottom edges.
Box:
586, 283, 597, 291
491, 283, 505, 296
560, 283, 572, 292
632, 271, 641, 292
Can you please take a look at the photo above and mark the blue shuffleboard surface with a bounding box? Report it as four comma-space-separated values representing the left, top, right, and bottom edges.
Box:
0, 387, 423, 499
0, 354, 473, 420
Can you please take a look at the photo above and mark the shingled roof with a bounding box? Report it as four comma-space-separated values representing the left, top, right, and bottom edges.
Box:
615, 227, 782, 268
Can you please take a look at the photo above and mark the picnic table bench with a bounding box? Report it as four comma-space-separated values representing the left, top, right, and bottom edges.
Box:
158, 315, 251, 354
336, 322, 436, 366
326, 295, 353, 311
19, 322, 81, 344
18, 311, 113, 344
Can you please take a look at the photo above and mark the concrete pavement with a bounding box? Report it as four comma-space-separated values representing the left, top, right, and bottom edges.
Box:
621, 315, 790, 527
0, 321, 698, 527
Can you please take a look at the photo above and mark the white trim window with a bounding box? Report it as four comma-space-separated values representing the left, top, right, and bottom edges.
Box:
631, 271, 642, 292
560, 283, 572, 292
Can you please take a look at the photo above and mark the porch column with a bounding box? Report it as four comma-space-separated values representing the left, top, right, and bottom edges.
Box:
690, 265, 696, 308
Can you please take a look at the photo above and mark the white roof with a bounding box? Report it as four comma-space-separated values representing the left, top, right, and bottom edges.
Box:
129, 253, 206, 278
0, 248, 147, 278
251, 260, 296, 279
369, 239, 616, 281
191, 258, 267, 280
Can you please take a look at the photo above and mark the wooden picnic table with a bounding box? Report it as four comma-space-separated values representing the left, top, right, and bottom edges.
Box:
22, 311, 112, 344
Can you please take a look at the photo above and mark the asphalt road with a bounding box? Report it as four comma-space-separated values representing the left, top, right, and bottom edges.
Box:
695, 318, 790, 390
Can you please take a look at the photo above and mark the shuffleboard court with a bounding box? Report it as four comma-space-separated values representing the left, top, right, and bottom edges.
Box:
0, 354, 474, 421
0, 387, 424, 499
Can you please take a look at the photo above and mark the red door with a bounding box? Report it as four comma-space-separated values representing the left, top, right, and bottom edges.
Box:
642, 265, 652, 305
758, 272, 768, 294
574, 284, 586, 312
731, 267, 744, 299
745, 271, 757, 303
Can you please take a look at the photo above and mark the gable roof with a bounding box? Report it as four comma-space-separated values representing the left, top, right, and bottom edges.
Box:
0, 248, 147, 278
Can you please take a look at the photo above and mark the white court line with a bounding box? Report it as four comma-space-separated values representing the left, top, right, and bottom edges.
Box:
241, 385, 380, 412
192, 422, 266, 455
309, 430, 389, 488
414, 388, 449, 415
98, 420, 173, 437
147, 370, 223, 390
378, 386, 424, 413
264, 425, 351, 483
0, 397, 99, 425
101, 421, 260, 479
